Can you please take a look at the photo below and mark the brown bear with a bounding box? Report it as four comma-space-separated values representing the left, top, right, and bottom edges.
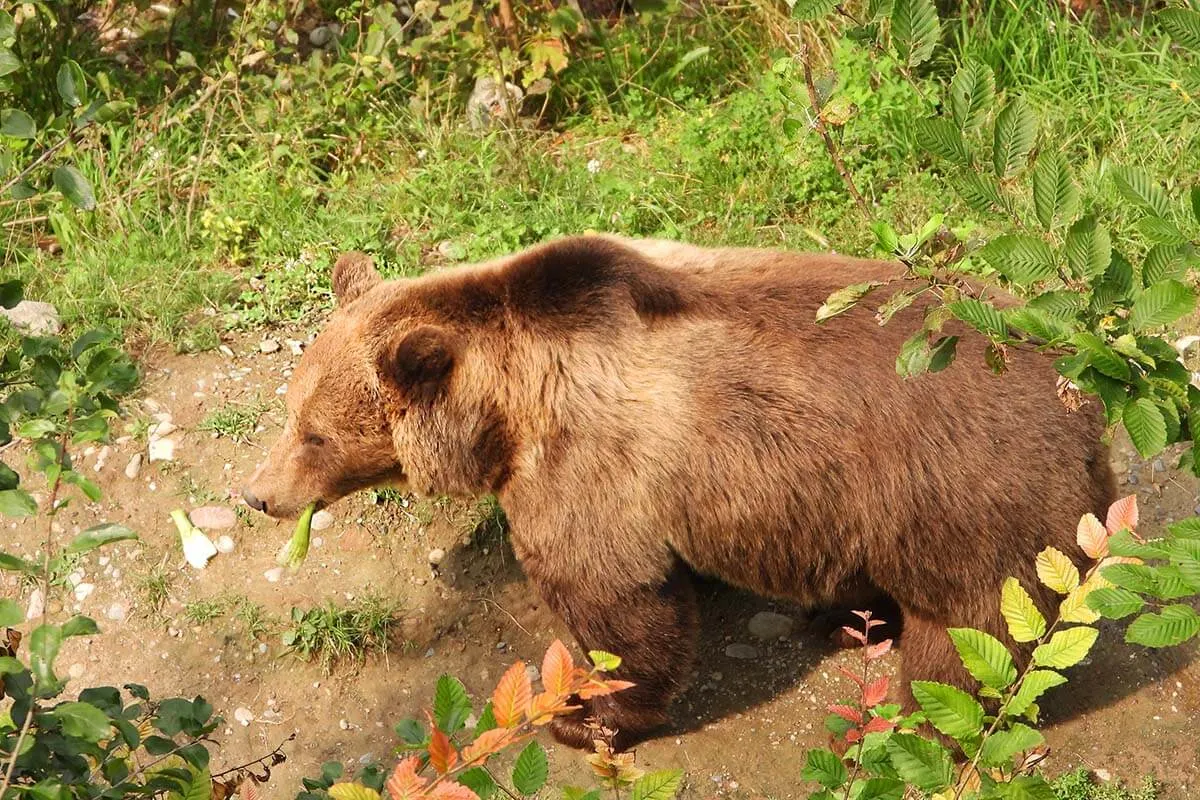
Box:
242, 234, 1115, 750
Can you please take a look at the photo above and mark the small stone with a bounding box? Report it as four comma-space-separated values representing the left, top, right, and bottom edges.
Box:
310, 509, 334, 531
1095, 769, 1112, 782
73, 583, 95, 602
234, 707, 254, 726
260, 339, 281, 354
309, 25, 336, 47
339, 718, 350, 731
427, 547, 446, 566
724, 643, 759, 660
1153, 458, 1166, 473
424, 647, 435, 658
148, 438, 176, 462
748, 611, 794, 640
1, 300, 61, 335
106, 602, 128, 621
124, 453, 143, 479
258, 643, 268, 653
25, 589, 44, 619
311, 536, 324, 548
525, 664, 540, 683
286, 339, 304, 356
495, 641, 507, 652
260, 708, 283, 724
153, 421, 177, 438
190, 506, 238, 530
219, 345, 235, 358
215, 535, 235, 554
264, 567, 284, 583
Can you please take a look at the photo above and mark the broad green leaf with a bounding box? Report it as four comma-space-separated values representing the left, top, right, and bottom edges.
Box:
948, 628, 1017, 689
65, 523, 137, 555
0, 597, 21, 627
853, 778, 905, 800
51, 701, 112, 742
816, 282, 883, 323
1125, 604, 1200, 647
790, 0, 840, 19
1101, 562, 1160, 593
630, 770, 684, 800
979, 722, 1044, 767
52, 165, 96, 211
460, 768, 498, 800
954, 172, 1007, 214
1159, 9, 1200, 51
1130, 279, 1195, 330
949, 298, 1006, 338
56, 60, 87, 107
1005, 669, 1067, 717
1087, 587, 1145, 619
0, 488, 37, 518
1123, 398, 1169, 458
1071, 333, 1130, 381
0, 46, 19, 78
0, 550, 38, 574
911, 681, 984, 742
1064, 217, 1111, 279
394, 717, 426, 746
890, 0, 940, 66
884, 733, 953, 793
1004, 307, 1072, 344
802, 748, 849, 789
30, 623, 64, 693
433, 675, 472, 733
896, 329, 932, 377
949, 59, 993, 131
1032, 626, 1098, 668
0, 108, 35, 138
589, 650, 621, 671
1001, 577, 1046, 642
1035, 547, 1080, 594
1112, 166, 1170, 218
0, 278, 21, 308
927, 335, 958, 373
1142, 244, 1186, 286
992, 98, 1037, 178
876, 289, 918, 325
1032, 152, 1078, 231
0, 10, 12, 40
61, 615, 100, 638
512, 741, 549, 796
914, 118, 970, 165
1138, 216, 1188, 245
980, 235, 1056, 287
994, 775, 1056, 800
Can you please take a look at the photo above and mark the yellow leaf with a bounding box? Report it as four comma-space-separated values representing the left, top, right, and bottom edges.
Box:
1076, 513, 1109, 559
1036, 547, 1080, 594
1059, 581, 1101, 624
1000, 577, 1047, 642
328, 784, 382, 800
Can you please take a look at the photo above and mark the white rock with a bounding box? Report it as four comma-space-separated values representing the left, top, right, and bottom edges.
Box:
69, 663, 85, 679
338, 718, 349, 730
219, 345, 235, 357
264, 567, 284, 583
427, 547, 446, 566
190, 506, 238, 530
124, 453, 143, 479
215, 535, 235, 554
1095, 769, 1112, 782
152, 421, 177, 438
1, 300, 61, 335
310, 509, 334, 531
525, 664, 540, 683
286, 339, 304, 356
259, 339, 281, 354
148, 437, 176, 462
724, 643, 759, 660
73, 583, 95, 602
748, 611, 794, 640
26, 588, 45, 620
234, 707, 254, 726
106, 602, 128, 621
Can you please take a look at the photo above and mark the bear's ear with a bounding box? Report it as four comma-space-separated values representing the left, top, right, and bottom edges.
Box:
332, 251, 382, 305
380, 325, 459, 406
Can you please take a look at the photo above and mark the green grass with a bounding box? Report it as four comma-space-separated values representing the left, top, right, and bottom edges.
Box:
281, 594, 401, 673
1052, 769, 1161, 800
133, 562, 174, 619
182, 597, 228, 626
197, 398, 271, 443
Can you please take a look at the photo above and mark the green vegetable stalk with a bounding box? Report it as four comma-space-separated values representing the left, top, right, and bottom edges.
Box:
276, 501, 317, 571
171, 508, 217, 569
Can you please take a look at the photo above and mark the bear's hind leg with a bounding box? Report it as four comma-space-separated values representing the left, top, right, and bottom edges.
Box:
532, 559, 699, 751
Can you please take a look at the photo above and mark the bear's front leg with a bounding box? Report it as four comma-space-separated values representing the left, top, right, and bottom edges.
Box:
529, 559, 699, 751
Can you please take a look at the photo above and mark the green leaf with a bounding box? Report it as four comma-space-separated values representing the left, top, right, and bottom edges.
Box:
1142, 244, 1186, 286
790, 0, 840, 19
1112, 166, 1170, 218
1001, 577, 1047, 642
1125, 604, 1200, 647
1130, 279, 1195, 330
981, 235, 1056, 287
61, 615, 100, 638
896, 330, 932, 377
949, 59, 993, 132
995, 775, 1056, 800
64, 523, 137, 555
1159, 9, 1200, 50
56, 60, 87, 108
51, 701, 112, 742
954, 172, 1008, 214
890, 0, 940, 66
170, 766, 213, 800
1005, 669, 1067, 717
1138, 216, 1188, 245
0, 47, 19, 78
928, 335, 958, 373
0, 108, 35, 138
460, 768, 498, 800
1032, 626, 1098, 668
30, 623, 63, 693
802, 748, 849, 789
1192, 184, 1200, 224
1004, 307, 1072, 344
0, 279, 21, 308
1123, 398, 1168, 458
948, 298, 1006, 339
0, 550, 38, 574
884, 733, 953, 793
979, 722, 1044, 767
816, 282, 883, 323
853, 778, 905, 800
911, 681, 984, 742
1086, 587, 1145, 619
0, 488, 37, 518
433, 675, 472, 733
630, 770, 684, 800
1072, 333, 1130, 381
512, 741, 549, 796
52, 165, 96, 211
394, 718, 426, 746
0, 597, 21, 627
992, 98, 1037, 178
1064, 217, 1111, 279
948, 628, 1017, 689
1032, 152, 1078, 231
589, 650, 621, 671
914, 118, 970, 165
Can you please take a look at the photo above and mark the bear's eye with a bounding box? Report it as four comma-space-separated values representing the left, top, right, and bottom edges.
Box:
304, 433, 326, 447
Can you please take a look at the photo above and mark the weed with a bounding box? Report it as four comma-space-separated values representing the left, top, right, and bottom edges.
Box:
1052, 769, 1161, 800
197, 398, 270, 443
281, 594, 400, 673
174, 472, 219, 505
233, 598, 273, 640
133, 562, 174, 619
182, 597, 229, 626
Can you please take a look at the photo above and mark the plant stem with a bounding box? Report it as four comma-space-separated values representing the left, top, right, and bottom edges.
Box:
0, 130, 79, 199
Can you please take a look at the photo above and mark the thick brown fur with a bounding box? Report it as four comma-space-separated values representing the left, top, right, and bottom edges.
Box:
244, 235, 1116, 750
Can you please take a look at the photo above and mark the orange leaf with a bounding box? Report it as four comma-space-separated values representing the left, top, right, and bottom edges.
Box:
862, 715, 894, 734
1106, 495, 1138, 535
828, 704, 863, 724
577, 678, 636, 699
386, 757, 427, 800
428, 728, 458, 775
1077, 513, 1109, 559
527, 691, 579, 725
862, 676, 888, 707
836, 666, 865, 687
461, 728, 517, 765
492, 661, 532, 728
429, 782, 479, 800
240, 780, 260, 800
541, 639, 575, 698
865, 639, 893, 660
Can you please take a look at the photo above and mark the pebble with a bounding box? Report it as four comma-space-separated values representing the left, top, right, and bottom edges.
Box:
495, 641, 507, 652
286, 339, 304, 356
234, 707, 254, 726
190, 506, 238, 530
309, 25, 336, 47
106, 602, 128, 621
148, 437, 176, 462
0, 300, 61, 335
124, 453, 143, 479
525, 664, 540, 683
310, 509, 334, 531
215, 535, 235, 554
219, 345, 235, 358
73, 583, 95, 602
260, 339, 281, 354
153, 421, 177, 438
1095, 769, 1112, 782
748, 611, 794, 640
264, 567, 284, 583
427, 547, 446, 566
724, 643, 759, 660
93, 445, 111, 473
339, 718, 350, 731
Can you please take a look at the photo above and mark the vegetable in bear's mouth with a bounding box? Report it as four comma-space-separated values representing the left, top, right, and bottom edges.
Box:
276, 501, 317, 571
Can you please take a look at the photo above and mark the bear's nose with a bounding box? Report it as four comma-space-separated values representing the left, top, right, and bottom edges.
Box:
242, 488, 267, 513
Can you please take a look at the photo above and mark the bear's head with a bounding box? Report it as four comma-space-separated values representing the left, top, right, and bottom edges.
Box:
240, 251, 514, 519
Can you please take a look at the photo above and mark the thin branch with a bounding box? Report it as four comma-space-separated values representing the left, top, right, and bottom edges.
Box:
0, 131, 78, 199
210, 733, 295, 780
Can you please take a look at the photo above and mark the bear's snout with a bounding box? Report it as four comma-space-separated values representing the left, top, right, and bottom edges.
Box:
241, 487, 267, 514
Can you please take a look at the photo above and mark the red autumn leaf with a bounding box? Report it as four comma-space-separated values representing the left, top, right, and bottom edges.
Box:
577, 678, 635, 699
1106, 495, 1138, 535
240, 780, 260, 800
492, 661, 532, 727
865, 639, 893, 660
836, 666, 865, 687
428, 727, 458, 775
429, 782, 480, 800
461, 728, 517, 765
840, 626, 867, 644
527, 691, 579, 725
1077, 512, 1109, 559
828, 704, 863, 724
386, 756, 427, 800
862, 676, 889, 707
864, 619, 886, 629
541, 639, 575, 699
862, 715, 894, 734
845, 728, 862, 743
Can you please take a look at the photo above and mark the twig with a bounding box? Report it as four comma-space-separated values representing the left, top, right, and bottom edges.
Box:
0, 131, 78, 198
799, 28, 872, 220
210, 733, 295, 780
477, 597, 533, 639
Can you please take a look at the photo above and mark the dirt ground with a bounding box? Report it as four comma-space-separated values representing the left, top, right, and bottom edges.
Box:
2, 326, 1198, 800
